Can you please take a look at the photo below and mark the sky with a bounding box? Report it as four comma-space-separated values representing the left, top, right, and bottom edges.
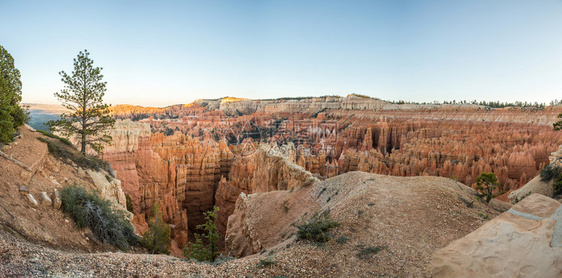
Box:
1, 0, 562, 107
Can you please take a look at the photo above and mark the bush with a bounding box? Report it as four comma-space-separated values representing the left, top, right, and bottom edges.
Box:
37, 130, 73, 146
539, 164, 562, 196
337, 236, 349, 244
125, 194, 134, 213
141, 203, 171, 254
184, 206, 221, 262
540, 165, 562, 182
356, 245, 386, 259
40, 136, 111, 172
257, 257, 277, 268
554, 174, 562, 195
293, 211, 340, 243
0, 45, 25, 144
60, 184, 137, 250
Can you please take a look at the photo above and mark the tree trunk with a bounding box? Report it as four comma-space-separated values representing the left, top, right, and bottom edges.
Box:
81, 132, 86, 154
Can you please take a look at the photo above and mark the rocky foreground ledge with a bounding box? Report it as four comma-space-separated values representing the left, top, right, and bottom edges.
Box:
432, 193, 562, 277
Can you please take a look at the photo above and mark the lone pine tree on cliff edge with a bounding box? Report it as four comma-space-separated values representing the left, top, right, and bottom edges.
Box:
47, 50, 115, 154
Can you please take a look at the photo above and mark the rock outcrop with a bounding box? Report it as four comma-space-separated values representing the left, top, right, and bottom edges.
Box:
225, 171, 498, 277
432, 194, 562, 278
215, 143, 317, 236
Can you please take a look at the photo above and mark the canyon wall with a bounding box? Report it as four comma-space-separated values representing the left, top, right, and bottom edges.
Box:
102, 120, 234, 255
104, 98, 562, 256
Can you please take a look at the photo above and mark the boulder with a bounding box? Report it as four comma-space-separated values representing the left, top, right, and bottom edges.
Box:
27, 194, 38, 207
53, 189, 62, 209
19, 185, 29, 195
40, 192, 52, 207
488, 198, 512, 212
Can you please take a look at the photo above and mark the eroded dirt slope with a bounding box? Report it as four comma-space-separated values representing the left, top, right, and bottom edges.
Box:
0, 126, 125, 252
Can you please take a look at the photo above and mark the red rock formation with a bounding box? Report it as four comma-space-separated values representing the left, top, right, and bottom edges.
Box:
214, 144, 316, 236
105, 99, 562, 256
102, 121, 234, 254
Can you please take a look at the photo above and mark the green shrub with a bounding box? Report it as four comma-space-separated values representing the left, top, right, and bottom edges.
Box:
356, 245, 386, 259
0, 45, 26, 144
184, 206, 221, 262
40, 136, 111, 172
60, 184, 137, 250
553, 174, 562, 195
257, 257, 277, 268
293, 211, 340, 243
478, 213, 490, 220
141, 203, 171, 254
540, 165, 562, 182
211, 254, 235, 265
337, 236, 349, 244
37, 130, 73, 146
125, 194, 134, 213
539, 165, 562, 195
541, 165, 561, 182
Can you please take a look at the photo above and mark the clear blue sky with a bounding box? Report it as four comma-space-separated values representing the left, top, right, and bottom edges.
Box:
2, 0, 561, 107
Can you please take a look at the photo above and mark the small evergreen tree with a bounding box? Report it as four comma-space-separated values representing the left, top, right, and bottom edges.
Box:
141, 202, 171, 254
184, 206, 220, 262
554, 113, 562, 131
475, 172, 500, 203
47, 50, 115, 154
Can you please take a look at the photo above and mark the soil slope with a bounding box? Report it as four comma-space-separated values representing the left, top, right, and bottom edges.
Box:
0, 126, 125, 252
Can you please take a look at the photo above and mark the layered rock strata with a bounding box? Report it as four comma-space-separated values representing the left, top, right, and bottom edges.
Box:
102, 120, 234, 255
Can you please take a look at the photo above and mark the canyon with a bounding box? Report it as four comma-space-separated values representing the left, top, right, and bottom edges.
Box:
2, 97, 561, 276
102, 95, 562, 255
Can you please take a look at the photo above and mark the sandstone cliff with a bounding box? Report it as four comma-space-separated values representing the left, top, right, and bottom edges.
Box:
215, 143, 317, 236
102, 120, 235, 255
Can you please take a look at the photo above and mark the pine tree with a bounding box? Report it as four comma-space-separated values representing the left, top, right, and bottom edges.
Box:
475, 172, 500, 203
141, 202, 171, 254
184, 206, 221, 262
47, 50, 114, 154
0, 45, 26, 143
